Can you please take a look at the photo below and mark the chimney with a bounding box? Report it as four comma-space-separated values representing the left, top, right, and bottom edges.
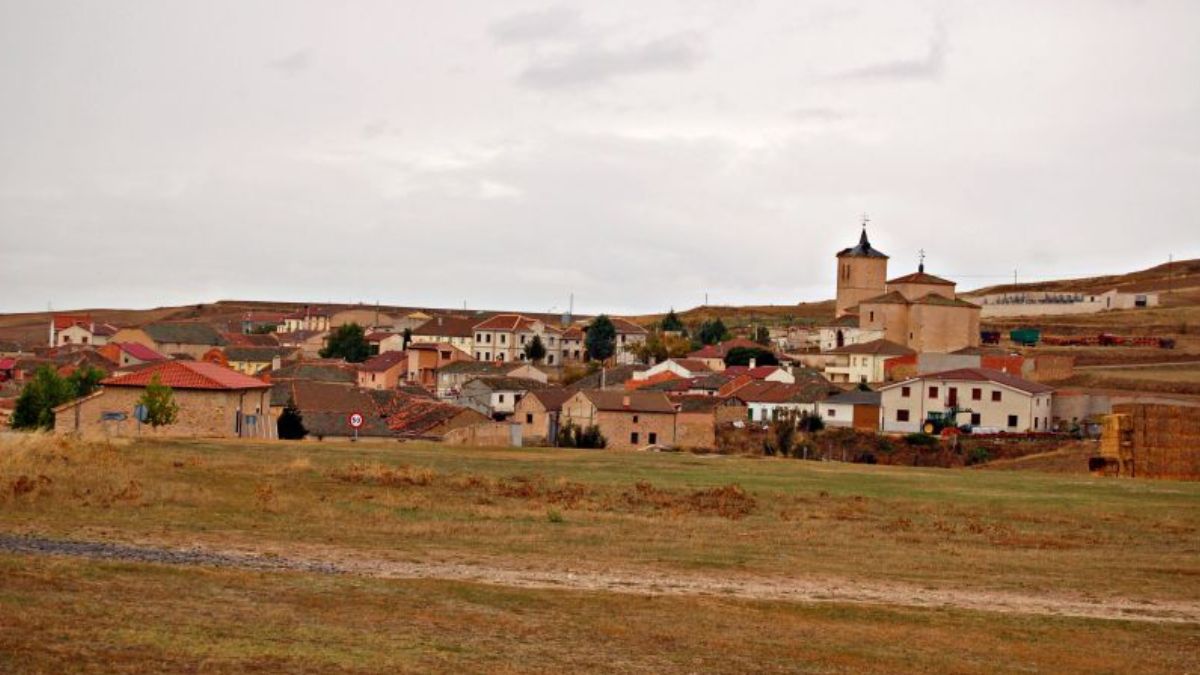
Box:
437, 316, 443, 326
271, 355, 282, 371
622, 395, 631, 408
749, 357, 757, 370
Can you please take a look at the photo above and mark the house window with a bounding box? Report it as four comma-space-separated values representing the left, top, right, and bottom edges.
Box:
901, 386, 911, 398
500, 334, 507, 344
498, 394, 505, 403
972, 388, 982, 401
486, 334, 492, 343
992, 391, 1002, 402
526, 413, 533, 424
928, 386, 939, 399
520, 335, 526, 344
548, 355, 555, 365
497, 353, 505, 362
476, 333, 482, 342
1034, 418, 1039, 430
827, 409, 836, 418
869, 311, 874, 322
970, 412, 981, 425
648, 432, 657, 445
632, 415, 639, 423
896, 409, 910, 422
1007, 414, 1018, 428
630, 432, 639, 445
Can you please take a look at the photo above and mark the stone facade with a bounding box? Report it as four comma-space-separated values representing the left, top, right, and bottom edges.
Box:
54, 386, 273, 439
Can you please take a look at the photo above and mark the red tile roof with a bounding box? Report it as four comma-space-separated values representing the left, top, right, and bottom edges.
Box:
724, 380, 834, 404
827, 339, 915, 357
364, 331, 398, 342
688, 338, 766, 360
102, 361, 271, 390
577, 390, 677, 413
358, 351, 408, 373
887, 271, 955, 286
723, 365, 787, 379
117, 342, 168, 362
53, 314, 91, 331
413, 315, 477, 338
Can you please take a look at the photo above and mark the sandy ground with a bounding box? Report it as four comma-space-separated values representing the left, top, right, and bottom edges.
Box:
2, 533, 1197, 625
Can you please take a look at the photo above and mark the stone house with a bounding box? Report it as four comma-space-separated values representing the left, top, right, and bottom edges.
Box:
112, 323, 227, 359
357, 351, 409, 390
406, 342, 473, 389
671, 396, 748, 449
560, 390, 677, 450
514, 388, 574, 444
877, 367, 1054, 434
54, 361, 273, 438
365, 331, 404, 355
458, 376, 549, 420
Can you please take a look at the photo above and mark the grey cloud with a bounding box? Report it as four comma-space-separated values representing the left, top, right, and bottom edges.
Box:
518, 32, 705, 90
489, 6, 582, 44
268, 49, 312, 76
838, 24, 946, 81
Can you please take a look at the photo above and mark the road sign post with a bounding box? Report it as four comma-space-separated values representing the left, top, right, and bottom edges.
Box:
348, 411, 364, 441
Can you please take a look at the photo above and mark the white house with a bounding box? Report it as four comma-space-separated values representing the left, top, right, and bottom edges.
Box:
878, 368, 1053, 434
823, 339, 914, 384
630, 358, 713, 382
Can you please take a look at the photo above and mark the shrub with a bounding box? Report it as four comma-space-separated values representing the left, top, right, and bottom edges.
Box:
966, 446, 992, 466
905, 432, 939, 447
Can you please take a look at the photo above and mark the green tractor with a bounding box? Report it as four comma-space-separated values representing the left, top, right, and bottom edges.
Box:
922, 407, 972, 435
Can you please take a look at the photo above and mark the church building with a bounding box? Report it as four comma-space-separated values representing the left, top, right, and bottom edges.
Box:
835, 225, 981, 354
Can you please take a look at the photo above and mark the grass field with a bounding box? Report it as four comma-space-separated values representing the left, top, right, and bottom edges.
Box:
1, 434, 1198, 672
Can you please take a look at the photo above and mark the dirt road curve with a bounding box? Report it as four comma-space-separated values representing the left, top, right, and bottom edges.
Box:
2, 533, 1197, 624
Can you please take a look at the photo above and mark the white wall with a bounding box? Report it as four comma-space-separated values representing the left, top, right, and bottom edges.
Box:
881, 378, 1052, 433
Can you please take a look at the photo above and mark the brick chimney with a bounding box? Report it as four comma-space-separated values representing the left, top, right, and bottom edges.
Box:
749, 357, 757, 370
622, 395, 631, 407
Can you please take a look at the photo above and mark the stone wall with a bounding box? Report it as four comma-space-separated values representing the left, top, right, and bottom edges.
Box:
55, 386, 273, 439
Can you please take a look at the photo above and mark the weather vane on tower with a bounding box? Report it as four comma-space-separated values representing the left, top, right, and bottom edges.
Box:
918, 248, 926, 273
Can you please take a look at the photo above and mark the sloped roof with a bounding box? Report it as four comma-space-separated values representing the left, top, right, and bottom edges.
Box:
836, 229, 888, 259
414, 315, 477, 338
688, 338, 765, 359
827, 339, 914, 357
474, 313, 545, 332
271, 361, 357, 384
671, 395, 743, 413
144, 322, 225, 346
858, 291, 911, 306
53, 314, 91, 331
725, 379, 836, 404
578, 390, 676, 413
823, 390, 882, 406
364, 331, 398, 342
276, 330, 326, 344
92, 323, 118, 337
669, 358, 713, 373
883, 367, 1054, 395
912, 294, 979, 309
570, 365, 639, 389
382, 397, 484, 436
222, 332, 280, 347
888, 271, 955, 286
102, 361, 269, 390
463, 376, 549, 392
723, 365, 787, 379
438, 361, 508, 376
224, 346, 292, 362
524, 388, 574, 411
606, 317, 649, 335
358, 351, 408, 373
116, 342, 168, 362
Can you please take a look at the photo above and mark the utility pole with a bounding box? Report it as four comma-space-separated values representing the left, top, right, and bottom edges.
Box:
1168, 254, 1174, 296
1013, 269, 1018, 286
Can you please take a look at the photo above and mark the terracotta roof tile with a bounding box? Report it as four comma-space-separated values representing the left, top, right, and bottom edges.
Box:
102, 361, 270, 390
358, 351, 409, 373
885, 367, 1054, 395
888, 271, 955, 286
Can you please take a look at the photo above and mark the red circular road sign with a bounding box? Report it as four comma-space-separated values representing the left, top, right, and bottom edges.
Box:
348, 412, 365, 429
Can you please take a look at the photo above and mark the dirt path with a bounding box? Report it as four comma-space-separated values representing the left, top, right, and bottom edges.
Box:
2, 533, 1197, 625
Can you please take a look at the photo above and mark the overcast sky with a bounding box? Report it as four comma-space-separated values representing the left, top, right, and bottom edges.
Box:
1, 1, 1197, 316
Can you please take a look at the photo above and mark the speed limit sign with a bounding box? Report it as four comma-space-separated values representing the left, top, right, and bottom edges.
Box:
348, 412, 364, 429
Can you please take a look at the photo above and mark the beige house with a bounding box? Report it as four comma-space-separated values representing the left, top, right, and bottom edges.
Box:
50, 315, 117, 348
824, 339, 914, 384
275, 329, 329, 358
560, 390, 678, 450
357, 351, 409, 390
412, 315, 476, 354
878, 367, 1053, 434
54, 361, 273, 439
330, 307, 396, 331
672, 396, 749, 449
280, 306, 332, 333
472, 314, 566, 366
111, 323, 227, 359
514, 388, 574, 444
435, 361, 547, 399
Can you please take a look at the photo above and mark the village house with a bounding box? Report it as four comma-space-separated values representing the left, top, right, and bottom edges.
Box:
725, 379, 838, 424
273, 379, 393, 440
49, 315, 119, 348
817, 390, 882, 431
54, 360, 273, 439
631, 358, 712, 382
819, 315, 885, 352
603, 317, 650, 365
275, 329, 329, 358
280, 306, 332, 333
560, 390, 678, 450
472, 314, 565, 365
687, 338, 767, 371
561, 325, 585, 362
568, 364, 640, 390
823, 338, 914, 384
375, 394, 489, 440
239, 312, 286, 334
111, 322, 227, 360
99, 342, 168, 368
457, 376, 550, 420
329, 307, 397, 332
514, 388, 574, 444
405, 342, 473, 389
365, 331, 404, 355
671, 396, 749, 449
877, 367, 1054, 434
411, 315, 476, 354
357, 351, 409, 390
219, 346, 294, 375
434, 360, 548, 399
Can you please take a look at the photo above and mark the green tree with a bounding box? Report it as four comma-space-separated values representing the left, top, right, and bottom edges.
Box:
67, 365, 106, 399
661, 308, 684, 332
525, 334, 547, 363
277, 395, 307, 440
402, 327, 413, 350
138, 374, 179, 428
753, 325, 771, 346
763, 409, 798, 457
697, 318, 729, 345
320, 323, 370, 362
585, 315, 617, 362
724, 346, 779, 367
11, 366, 74, 430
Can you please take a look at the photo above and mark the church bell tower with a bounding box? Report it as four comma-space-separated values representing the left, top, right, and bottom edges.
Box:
835, 218, 889, 318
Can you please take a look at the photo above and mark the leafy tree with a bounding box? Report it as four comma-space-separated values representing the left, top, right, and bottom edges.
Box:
585, 315, 617, 362
402, 327, 413, 350
138, 374, 179, 428
557, 420, 607, 448
697, 318, 729, 345
320, 323, 370, 362
763, 410, 798, 457
67, 365, 106, 399
629, 333, 668, 365
277, 395, 307, 440
661, 308, 684, 333
11, 366, 74, 430
525, 334, 547, 363
856, 381, 873, 392
753, 325, 771, 346
724, 346, 779, 367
